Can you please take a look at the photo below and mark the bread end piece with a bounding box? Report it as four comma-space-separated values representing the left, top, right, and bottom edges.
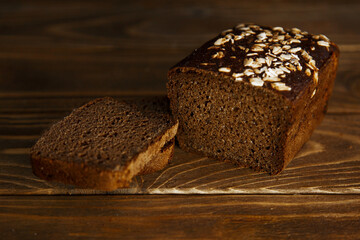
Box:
30, 97, 178, 190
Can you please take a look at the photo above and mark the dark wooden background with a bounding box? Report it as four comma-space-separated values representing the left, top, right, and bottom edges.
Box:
1, 0, 360, 239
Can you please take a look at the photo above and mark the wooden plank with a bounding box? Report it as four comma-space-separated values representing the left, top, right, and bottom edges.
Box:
0, 195, 360, 239
0, 0, 358, 195
0, 0, 358, 93
0, 90, 359, 195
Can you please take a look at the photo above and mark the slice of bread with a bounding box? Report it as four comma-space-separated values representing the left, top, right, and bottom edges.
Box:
30, 97, 178, 190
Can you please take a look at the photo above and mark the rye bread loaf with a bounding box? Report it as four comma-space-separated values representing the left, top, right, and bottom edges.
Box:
30, 97, 178, 190
167, 23, 339, 174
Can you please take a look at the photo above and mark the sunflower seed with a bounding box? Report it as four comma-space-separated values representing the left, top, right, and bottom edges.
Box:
271, 82, 291, 91
263, 76, 281, 82
250, 77, 264, 87
273, 26, 285, 33
291, 28, 302, 34
212, 51, 225, 59
311, 89, 316, 98
317, 40, 330, 47
289, 47, 302, 53
244, 58, 254, 67
219, 67, 231, 73
244, 69, 255, 76
319, 34, 330, 42
257, 32, 267, 41
273, 46, 282, 55
313, 71, 318, 85
214, 38, 227, 46
232, 73, 244, 81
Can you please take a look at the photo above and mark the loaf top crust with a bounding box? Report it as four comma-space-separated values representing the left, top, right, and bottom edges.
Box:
171, 23, 339, 100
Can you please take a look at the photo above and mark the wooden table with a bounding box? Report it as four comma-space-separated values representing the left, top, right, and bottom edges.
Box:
1, 0, 360, 239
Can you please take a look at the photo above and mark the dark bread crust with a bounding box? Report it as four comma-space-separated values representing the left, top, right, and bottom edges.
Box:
30, 97, 178, 190
167, 24, 339, 174
277, 50, 338, 173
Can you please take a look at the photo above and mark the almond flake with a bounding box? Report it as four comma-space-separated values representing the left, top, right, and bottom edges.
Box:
200, 63, 216, 66
305, 68, 312, 76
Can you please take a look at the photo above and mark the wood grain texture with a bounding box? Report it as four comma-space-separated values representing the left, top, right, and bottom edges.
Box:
0, 0, 359, 93
0, 87, 359, 195
0, 0, 359, 239
1, 195, 360, 240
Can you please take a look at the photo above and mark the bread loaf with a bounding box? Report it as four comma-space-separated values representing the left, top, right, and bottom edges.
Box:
167, 23, 339, 174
